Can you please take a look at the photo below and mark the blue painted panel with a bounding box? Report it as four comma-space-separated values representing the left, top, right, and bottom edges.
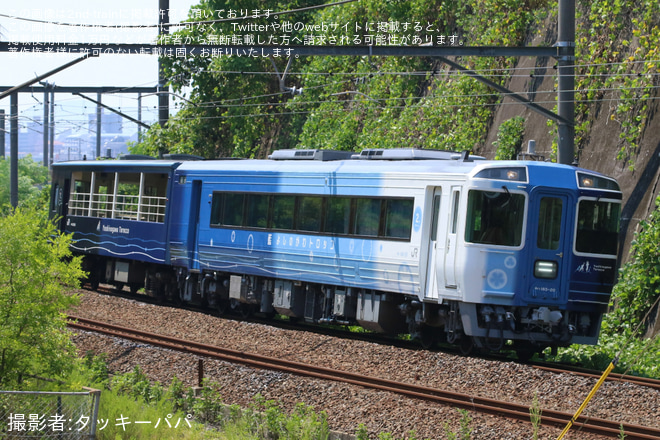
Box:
480, 250, 522, 302
567, 255, 616, 311
189, 227, 419, 295
66, 216, 168, 263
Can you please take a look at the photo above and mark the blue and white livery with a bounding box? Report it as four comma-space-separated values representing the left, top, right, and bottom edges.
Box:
51, 149, 622, 356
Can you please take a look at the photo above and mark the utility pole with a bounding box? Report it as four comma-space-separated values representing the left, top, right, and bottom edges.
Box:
42, 82, 50, 166
0, 109, 5, 157
96, 92, 102, 159
137, 92, 143, 141
557, 0, 576, 165
158, 0, 170, 130
10, 93, 18, 208
49, 87, 54, 166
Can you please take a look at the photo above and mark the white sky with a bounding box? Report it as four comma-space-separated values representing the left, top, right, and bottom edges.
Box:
0, 0, 198, 132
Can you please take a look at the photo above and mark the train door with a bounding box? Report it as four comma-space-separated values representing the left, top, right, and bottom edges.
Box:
526, 190, 572, 304
444, 187, 461, 288
187, 180, 203, 271
51, 176, 70, 232
424, 188, 442, 300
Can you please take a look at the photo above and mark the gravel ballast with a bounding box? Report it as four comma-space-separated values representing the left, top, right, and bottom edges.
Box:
70, 290, 660, 439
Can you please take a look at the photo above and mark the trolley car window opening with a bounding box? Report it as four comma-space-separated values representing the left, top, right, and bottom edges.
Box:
538, 197, 563, 250
575, 199, 620, 256
210, 192, 414, 241
115, 174, 140, 221
67, 171, 168, 223
465, 190, 525, 246
69, 172, 91, 217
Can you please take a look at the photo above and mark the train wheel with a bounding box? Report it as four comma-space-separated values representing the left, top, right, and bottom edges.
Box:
513, 341, 536, 362
238, 304, 253, 319
419, 325, 437, 349
89, 277, 100, 291
216, 299, 229, 316
459, 336, 474, 356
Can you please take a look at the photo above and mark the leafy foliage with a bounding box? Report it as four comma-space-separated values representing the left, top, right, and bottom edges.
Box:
493, 116, 525, 160
133, 0, 538, 158
0, 208, 84, 386
608, 197, 660, 334
552, 196, 660, 378
573, 0, 660, 169
0, 156, 49, 212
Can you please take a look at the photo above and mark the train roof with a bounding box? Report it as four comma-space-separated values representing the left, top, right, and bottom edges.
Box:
51, 159, 183, 171
51, 149, 620, 192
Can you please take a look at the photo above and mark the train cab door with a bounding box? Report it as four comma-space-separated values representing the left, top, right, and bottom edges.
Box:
526, 190, 573, 304
50, 172, 70, 232
187, 180, 203, 271
444, 187, 461, 288
424, 188, 443, 300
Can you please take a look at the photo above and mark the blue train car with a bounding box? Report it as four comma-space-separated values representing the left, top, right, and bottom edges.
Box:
51, 149, 622, 356
50, 158, 182, 292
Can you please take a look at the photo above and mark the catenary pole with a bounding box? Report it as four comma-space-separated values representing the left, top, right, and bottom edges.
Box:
557, 0, 576, 165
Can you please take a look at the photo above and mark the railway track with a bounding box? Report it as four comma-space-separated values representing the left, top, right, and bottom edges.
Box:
532, 362, 660, 392
68, 315, 660, 439
88, 284, 660, 392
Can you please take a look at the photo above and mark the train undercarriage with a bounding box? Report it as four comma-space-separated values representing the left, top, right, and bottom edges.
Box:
83, 256, 603, 360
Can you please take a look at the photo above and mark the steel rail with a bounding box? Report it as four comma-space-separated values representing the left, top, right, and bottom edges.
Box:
533, 364, 660, 392
68, 315, 660, 439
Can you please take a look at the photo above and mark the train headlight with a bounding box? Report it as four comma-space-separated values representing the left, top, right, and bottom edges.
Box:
580, 176, 594, 187
534, 260, 557, 279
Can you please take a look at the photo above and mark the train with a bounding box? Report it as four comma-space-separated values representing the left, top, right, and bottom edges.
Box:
50, 148, 622, 358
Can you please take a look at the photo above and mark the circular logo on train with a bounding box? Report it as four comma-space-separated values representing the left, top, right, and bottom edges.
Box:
486, 269, 507, 290
413, 206, 423, 232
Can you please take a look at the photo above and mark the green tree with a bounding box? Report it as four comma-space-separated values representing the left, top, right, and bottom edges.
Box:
0, 156, 50, 211
493, 116, 525, 160
0, 208, 84, 387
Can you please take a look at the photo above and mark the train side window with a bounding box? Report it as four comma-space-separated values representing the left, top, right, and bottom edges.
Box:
140, 173, 168, 223
221, 193, 245, 226
91, 172, 115, 219
537, 197, 563, 250
50, 183, 59, 214
576, 199, 620, 256
69, 171, 92, 216
355, 198, 381, 237
430, 195, 441, 241
297, 196, 323, 232
325, 197, 352, 234
450, 190, 460, 234
210, 193, 223, 226
383, 198, 414, 239
272, 195, 296, 230
245, 194, 270, 228
115, 173, 140, 220
465, 190, 524, 247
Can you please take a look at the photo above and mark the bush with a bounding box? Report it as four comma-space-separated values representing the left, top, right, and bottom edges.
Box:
0, 208, 84, 386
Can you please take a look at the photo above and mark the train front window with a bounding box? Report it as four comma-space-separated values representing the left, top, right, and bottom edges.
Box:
465, 190, 525, 247
538, 197, 563, 250
575, 199, 620, 256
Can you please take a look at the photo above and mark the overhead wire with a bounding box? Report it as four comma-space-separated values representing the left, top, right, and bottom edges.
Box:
0, 0, 360, 29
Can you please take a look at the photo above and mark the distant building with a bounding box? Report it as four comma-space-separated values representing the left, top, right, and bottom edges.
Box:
2, 108, 138, 163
